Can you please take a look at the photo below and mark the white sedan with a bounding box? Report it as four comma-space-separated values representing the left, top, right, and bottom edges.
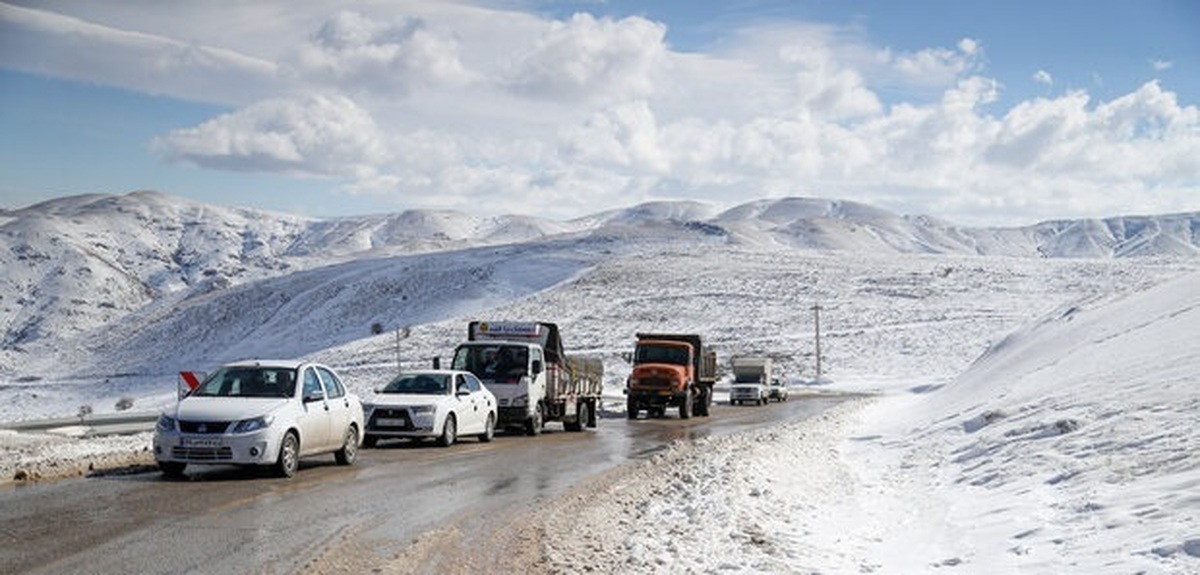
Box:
153, 360, 364, 478
362, 370, 496, 447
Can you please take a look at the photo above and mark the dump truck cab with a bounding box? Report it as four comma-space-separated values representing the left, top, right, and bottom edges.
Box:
625, 333, 714, 419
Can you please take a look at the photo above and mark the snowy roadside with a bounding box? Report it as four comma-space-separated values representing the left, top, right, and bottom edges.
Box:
515, 272, 1200, 575
5, 265, 1197, 575
518, 391, 879, 574
0, 429, 154, 484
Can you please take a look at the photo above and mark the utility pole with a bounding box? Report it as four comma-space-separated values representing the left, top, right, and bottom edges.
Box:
811, 303, 822, 381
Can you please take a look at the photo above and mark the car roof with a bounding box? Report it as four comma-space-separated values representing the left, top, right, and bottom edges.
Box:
222, 359, 307, 369
392, 369, 467, 377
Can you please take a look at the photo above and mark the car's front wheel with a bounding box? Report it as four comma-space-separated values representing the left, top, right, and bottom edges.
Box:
334, 425, 358, 465
275, 432, 300, 478
438, 414, 457, 447
479, 413, 495, 443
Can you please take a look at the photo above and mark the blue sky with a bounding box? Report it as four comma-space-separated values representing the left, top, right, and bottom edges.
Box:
1, 0, 1197, 225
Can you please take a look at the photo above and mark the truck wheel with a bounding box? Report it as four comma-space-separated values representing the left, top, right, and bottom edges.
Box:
525, 404, 544, 436
586, 399, 598, 428
697, 387, 711, 416
679, 391, 692, 419
626, 398, 639, 420
565, 402, 585, 432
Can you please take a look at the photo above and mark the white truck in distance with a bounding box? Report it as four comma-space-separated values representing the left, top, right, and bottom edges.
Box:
451, 321, 603, 435
729, 356, 772, 406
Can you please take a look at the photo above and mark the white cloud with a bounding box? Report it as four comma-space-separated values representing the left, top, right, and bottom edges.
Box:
559, 100, 669, 172
883, 37, 983, 88
500, 13, 668, 103
1033, 69, 1053, 86
285, 11, 476, 97
152, 94, 390, 178
4, 1, 1198, 224
0, 2, 280, 105
1150, 59, 1173, 71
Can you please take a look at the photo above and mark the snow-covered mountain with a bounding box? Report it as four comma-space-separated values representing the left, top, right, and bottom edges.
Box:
1, 190, 1198, 411
4, 189, 1200, 573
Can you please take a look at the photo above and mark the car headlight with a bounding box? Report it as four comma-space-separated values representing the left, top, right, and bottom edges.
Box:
156, 415, 177, 433
410, 405, 434, 414
510, 394, 528, 407
232, 415, 274, 433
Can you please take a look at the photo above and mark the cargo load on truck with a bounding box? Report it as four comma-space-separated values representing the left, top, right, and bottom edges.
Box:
625, 333, 716, 419
451, 321, 602, 435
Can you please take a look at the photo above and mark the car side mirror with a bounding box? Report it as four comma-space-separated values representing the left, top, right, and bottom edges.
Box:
305, 389, 326, 403
531, 359, 543, 375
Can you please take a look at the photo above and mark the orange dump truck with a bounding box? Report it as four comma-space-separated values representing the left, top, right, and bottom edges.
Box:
625, 333, 717, 419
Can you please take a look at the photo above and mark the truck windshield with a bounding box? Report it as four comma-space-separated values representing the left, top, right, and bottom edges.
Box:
734, 374, 764, 383
634, 344, 689, 366
452, 344, 528, 383
191, 367, 297, 399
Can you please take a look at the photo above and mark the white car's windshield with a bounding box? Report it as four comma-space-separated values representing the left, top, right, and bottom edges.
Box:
192, 367, 297, 398
380, 373, 450, 395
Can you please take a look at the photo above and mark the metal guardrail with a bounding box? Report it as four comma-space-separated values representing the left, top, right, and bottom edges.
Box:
1, 412, 158, 436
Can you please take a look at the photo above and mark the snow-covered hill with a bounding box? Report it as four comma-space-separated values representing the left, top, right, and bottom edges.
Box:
528, 268, 1200, 574
2, 191, 1198, 573
1, 190, 1199, 417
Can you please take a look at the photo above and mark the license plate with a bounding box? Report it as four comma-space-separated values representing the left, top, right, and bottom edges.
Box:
376, 417, 408, 427
182, 437, 223, 448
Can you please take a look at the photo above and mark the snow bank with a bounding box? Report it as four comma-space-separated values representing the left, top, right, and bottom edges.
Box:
0, 429, 155, 483
525, 271, 1200, 574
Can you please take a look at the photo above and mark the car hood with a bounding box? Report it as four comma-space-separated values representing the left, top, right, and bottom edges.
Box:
365, 393, 446, 407
171, 397, 289, 421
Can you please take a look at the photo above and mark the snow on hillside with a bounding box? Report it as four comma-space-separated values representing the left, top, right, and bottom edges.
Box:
0, 191, 580, 376
3, 191, 1200, 421
3, 191, 1200, 389
529, 270, 1200, 574
1, 191, 1198, 573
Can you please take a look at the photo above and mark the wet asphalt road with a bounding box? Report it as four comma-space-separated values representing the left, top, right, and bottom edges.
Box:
0, 393, 846, 574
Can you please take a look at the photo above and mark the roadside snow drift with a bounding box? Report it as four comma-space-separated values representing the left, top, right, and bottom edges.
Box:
530, 270, 1200, 575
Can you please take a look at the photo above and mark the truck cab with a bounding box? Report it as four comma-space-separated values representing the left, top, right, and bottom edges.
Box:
451, 321, 602, 435
729, 356, 773, 406
452, 340, 545, 434
729, 372, 768, 406
626, 333, 715, 419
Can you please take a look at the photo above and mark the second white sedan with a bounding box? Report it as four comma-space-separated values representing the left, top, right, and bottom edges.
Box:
362, 370, 496, 447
